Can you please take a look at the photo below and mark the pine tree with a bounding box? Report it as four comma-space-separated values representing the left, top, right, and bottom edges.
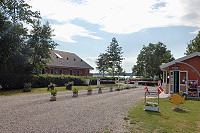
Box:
106, 37, 123, 77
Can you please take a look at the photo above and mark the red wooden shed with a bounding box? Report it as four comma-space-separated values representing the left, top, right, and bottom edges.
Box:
160, 52, 200, 97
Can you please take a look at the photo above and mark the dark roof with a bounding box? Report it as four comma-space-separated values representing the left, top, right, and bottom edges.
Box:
46, 49, 94, 70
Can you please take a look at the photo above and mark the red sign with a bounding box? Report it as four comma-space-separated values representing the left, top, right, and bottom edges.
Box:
158, 84, 164, 94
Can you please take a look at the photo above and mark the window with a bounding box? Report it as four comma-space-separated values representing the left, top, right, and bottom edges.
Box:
60, 69, 63, 74
77, 70, 80, 76
74, 70, 76, 75
65, 70, 68, 75
50, 69, 54, 74
80, 71, 83, 75
70, 70, 73, 75
55, 69, 58, 74
54, 52, 63, 58
85, 71, 88, 76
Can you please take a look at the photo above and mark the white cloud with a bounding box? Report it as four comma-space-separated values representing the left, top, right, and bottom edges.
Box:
27, 0, 200, 42
84, 57, 97, 73
52, 23, 102, 43
122, 57, 137, 72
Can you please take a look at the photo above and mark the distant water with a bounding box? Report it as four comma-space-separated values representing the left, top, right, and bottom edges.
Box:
93, 75, 136, 79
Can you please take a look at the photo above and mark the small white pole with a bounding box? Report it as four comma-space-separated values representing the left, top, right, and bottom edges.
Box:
118, 72, 120, 89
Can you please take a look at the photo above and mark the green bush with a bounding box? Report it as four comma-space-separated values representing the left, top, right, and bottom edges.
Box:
87, 87, 92, 92
49, 89, 57, 96
24, 83, 31, 89
72, 88, 78, 94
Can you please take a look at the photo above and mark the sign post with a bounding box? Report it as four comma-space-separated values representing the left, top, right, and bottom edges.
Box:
118, 72, 120, 89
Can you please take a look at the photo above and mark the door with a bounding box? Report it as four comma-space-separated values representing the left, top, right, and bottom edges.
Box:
174, 71, 180, 93
180, 71, 188, 93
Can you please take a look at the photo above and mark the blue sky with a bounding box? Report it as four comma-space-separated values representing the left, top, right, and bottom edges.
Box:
27, 0, 200, 73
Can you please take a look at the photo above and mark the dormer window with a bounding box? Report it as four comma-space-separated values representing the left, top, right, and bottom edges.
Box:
67, 57, 69, 60
54, 52, 63, 59
74, 58, 76, 61
81, 59, 82, 62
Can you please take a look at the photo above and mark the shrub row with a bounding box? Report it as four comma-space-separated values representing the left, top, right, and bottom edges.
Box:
0, 74, 87, 90
0, 74, 119, 90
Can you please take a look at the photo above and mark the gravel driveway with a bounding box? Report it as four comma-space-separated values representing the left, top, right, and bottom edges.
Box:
0, 85, 153, 133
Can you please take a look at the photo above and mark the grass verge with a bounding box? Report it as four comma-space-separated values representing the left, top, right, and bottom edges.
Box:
126, 98, 200, 133
0, 84, 117, 96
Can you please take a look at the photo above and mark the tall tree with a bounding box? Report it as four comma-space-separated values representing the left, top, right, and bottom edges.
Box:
0, 13, 29, 74
106, 37, 123, 77
185, 31, 200, 55
0, 0, 57, 74
0, 0, 40, 24
27, 20, 58, 72
132, 42, 174, 78
96, 53, 108, 77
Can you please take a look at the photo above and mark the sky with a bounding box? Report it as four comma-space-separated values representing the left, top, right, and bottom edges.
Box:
26, 0, 200, 73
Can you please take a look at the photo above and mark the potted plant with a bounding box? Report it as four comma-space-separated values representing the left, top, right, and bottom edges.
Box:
115, 87, 120, 91
98, 87, 102, 93
0, 85, 2, 90
49, 89, 57, 101
110, 86, 113, 92
72, 88, 78, 97
87, 87, 92, 95
23, 83, 31, 92
47, 83, 56, 91
144, 102, 159, 112
65, 81, 74, 90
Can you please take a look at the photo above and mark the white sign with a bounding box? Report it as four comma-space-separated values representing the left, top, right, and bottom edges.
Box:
86, 79, 90, 85
97, 79, 100, 87
146, 92, 158, 97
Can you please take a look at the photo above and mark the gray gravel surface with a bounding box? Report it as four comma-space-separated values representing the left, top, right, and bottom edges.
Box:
0, 85, 153, 133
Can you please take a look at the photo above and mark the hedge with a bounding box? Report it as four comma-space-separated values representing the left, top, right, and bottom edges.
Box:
0, 74, 87, 90
0, 74, 119, 90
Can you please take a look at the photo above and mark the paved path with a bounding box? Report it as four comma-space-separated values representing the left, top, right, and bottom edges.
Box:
0, 85, 160, 133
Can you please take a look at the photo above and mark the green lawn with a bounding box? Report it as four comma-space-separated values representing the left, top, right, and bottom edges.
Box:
125, 98, 200, 133
0, 84, 117, 96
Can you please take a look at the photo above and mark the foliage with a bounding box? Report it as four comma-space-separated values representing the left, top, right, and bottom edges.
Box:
27, 20, 58, 72
145, 102, 158, 107
87, 87, 92, 92
98, 87, 102, 90
49, 89, 57, 96
72, 88, 78, 94
96, 53, 108, 77
106, 37, 124, 77
0, 0, 40, 24
0, 0, 58, 75
0, 74, 86, 90
65, 81, 74, 90
48, 82, 56, 88
132, 42, 174, 78
24, 83, 31, 89
0, 85, 2, 90
185, 31, 200, 55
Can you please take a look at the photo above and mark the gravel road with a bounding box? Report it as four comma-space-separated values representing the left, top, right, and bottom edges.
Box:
0, 85, 154, 133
